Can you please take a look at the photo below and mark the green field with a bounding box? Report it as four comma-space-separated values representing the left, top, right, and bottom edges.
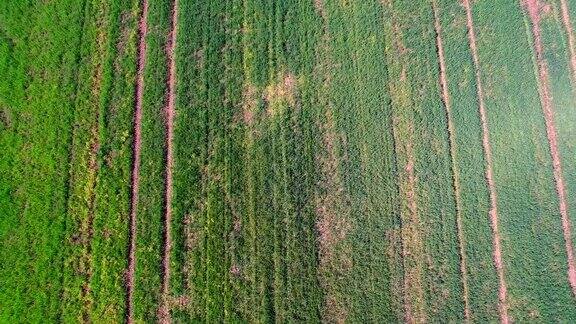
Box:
2, 0, 576, 322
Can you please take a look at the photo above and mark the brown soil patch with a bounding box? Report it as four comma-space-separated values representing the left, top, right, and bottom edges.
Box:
314, 0, 327, 20
0, 106, 11, 128
432, 0, 470, 320
523, 0, 576, 296
241, 83, 258, 126
170, 295, 191, 310
462, 0, 509, 322
264, 72, 297, 116
126, 0, 148, 322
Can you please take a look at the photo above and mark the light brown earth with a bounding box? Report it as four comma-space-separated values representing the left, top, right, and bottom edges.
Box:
461, 0, 509, 322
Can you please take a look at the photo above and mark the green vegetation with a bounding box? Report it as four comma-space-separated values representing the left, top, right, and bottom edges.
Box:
543, 0, 576, 261
132, 0, 171, 321
0, 0, 137, 322
3, 0, 576, 322
437, 0, 498, 321
474, 0, 576, 321
0, 1, 86, 322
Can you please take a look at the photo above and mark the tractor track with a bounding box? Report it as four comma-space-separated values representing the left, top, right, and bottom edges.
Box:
159, 0, 179, 322
524, 0, 576, 296
462, 0, 509, 322
432, 1, 470, 320
126, 0, 148, 322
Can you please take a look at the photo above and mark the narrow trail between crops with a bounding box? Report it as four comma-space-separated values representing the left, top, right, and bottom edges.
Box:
462, 0, 509, 323
432, 1, 470, 320
159, 0, 178, 322
559, 0, 576, 84
127, 0, 148, 322
524, 0, 576, 296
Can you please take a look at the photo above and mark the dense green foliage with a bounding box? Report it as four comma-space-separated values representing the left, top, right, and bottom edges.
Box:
474, 0, 576, 321
437, 0, 498, 321
0, 1, 84, 321
0, 0, 137, 322
3, 0, 576, 322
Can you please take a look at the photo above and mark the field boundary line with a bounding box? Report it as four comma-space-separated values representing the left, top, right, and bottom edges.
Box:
127, 0, 148, 322
524, 0, 576, 296
461, 1, 509, 323
432, 1, 470, 321
159, 0, 179, 322
559, 0, 576, 85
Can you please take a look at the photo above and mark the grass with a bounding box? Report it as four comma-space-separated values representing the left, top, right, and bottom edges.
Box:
542, 0, 576, 269
132, 0, 171, 321
473, 0, 576, 320
0, 1, 85, 322
3, 0, 576, 322
436, 0, 498, 321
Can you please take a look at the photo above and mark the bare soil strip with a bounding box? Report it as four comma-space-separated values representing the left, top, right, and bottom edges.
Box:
524, 0, 576, 296
461, 0, 509, 322
432, 1, 470, 320
559, 0, 576, 84
127, 0, 148, 322
159, 0, 179, 322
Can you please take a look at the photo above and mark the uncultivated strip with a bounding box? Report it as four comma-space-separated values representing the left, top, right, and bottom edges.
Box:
432, 0, 470, 320
382, 12, 426, 321
79, 20, 105, 323
461, 0, 509, 323
314, 2, 352, 321
127, 0, 148, 322
524, 0, 576, 296
559, 0, 576, 84
159, 0, 179, 322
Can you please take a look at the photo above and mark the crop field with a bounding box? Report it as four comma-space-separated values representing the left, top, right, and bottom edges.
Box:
2, 0, 576, 322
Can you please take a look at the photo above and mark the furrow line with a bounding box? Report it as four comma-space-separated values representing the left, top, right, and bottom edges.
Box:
127, 0, 148, 322
159, 0, 179, 322
461, 1, 509, 323
432, 1, 470, 321
524, 0, 576, 296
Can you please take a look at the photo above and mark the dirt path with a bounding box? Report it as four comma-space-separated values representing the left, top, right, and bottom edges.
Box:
159, 0, 178, 322
432, 1, 470, 320
524, 0, 576, 296
461, 1, 509, 323
127, 0, 148, 322
559, 0, 576, 84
